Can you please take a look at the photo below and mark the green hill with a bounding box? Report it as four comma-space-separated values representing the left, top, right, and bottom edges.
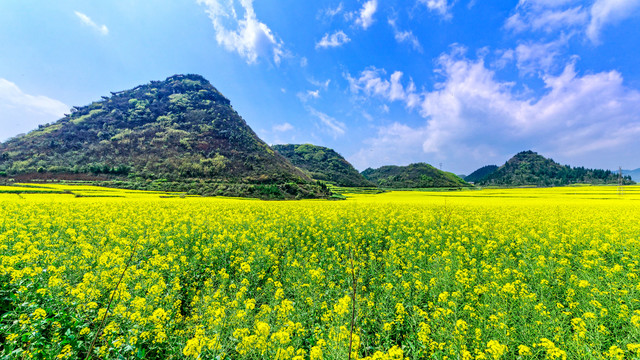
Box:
464, 165, 498, 183
272, 144, 374, 187
361, 162, 470, 188
0, 74, 330, 199
478, 150, 635, 186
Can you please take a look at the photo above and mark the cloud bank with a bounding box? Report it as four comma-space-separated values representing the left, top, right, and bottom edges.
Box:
505, 0, 640, 44
197, 0, 285, 64
348, 49, 640, 172
0, 79, 69, 141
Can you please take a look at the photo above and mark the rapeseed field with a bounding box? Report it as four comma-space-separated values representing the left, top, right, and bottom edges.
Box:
1, 185, 640, 359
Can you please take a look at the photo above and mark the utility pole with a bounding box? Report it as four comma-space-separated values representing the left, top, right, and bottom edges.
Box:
618, 166, 623, 196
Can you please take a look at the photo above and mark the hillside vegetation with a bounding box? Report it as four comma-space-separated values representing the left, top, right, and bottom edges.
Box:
0, 74, 330, 199
479, 150, 634, 186
273, 144, 374, 187
464, 165, 498, 183
362, 162, 470, 188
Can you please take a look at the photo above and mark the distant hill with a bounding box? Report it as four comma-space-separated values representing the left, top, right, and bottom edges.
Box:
0, 74, 329, 199
478, 150, 635, 186
465, 165, 498, 183
361, 162, 470, 188
622, 168, 640, 182
273, 144, 374, 187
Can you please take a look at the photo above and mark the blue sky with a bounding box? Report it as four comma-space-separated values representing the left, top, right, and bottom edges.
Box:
1, 0, 640, 174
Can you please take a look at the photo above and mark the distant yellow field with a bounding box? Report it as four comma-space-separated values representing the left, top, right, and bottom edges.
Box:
1, 185, 639, 359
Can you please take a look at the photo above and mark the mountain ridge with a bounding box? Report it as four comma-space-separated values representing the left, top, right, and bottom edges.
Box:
464, 165, 498, 183
621, 168, 640, 182
272, 144, 374, 187
362, 162, 470, 188
478, 150, 634, 186
0, 74, 330, 199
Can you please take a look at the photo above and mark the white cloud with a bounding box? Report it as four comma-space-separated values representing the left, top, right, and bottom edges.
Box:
587, 0, 640, 44
197, 0, 285, 64
354, 0, 378, 29
0, 79, 69, 141
493, 49, 514, 70
346, 67, 421, 108
272, 122, 294, 132
297, 89, 321, 103
504, 0, 640, 44
514, 37, 568, 75
505, 5, 587, 33
349, 122, 431, 170
320, 3, 344, 19
307, 107, 346, 138
418, 0, 455, 19
309, 78, 331, 90
259, 121, 295, 145
417, 51, 521, 153
74, 11, 109, 35
297, 79, 330, 104
349, 49, 640, 172
388, 17, 422, 51
394, 30, 422, 51
316, 31, 351, 49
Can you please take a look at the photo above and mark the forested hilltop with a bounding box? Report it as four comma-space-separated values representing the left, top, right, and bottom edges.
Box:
273, 144, 374, 187
478, 151, 635, 186
0, 74, 330, 199
362, 163, 470, 188
464, 165, 498, 183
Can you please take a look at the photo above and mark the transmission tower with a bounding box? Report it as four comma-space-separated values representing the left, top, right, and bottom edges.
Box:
618, 166, 623, 196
